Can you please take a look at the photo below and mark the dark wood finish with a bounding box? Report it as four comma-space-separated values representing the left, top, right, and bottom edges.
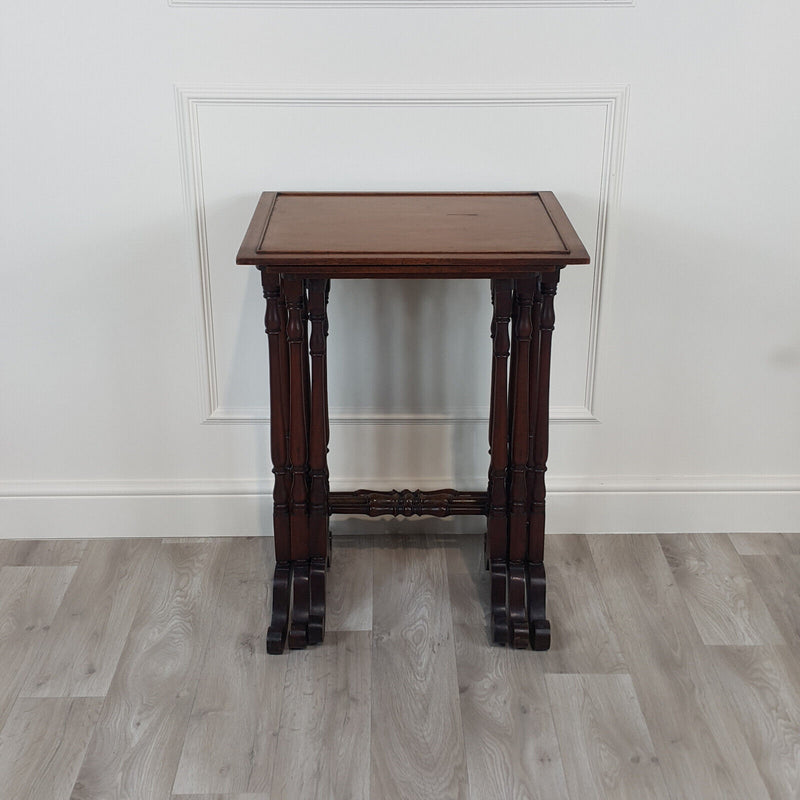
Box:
266, 562, 291, 655
261, 271, 291, 563
262, 271, 292, 654
289, 560, 310, 650
526, 562, 551, 651
528, 271, 559, 564
507, 278, 536, 649
236, 192, 589, 276
329, 490, 487, 517
237, 192, 589, 654
509, 279, 535, 561
284, 277, 310, 648
487, 279, 513, 646
526, 270, 559, 648
508, 561, 529, 649
307, 279, 329, 646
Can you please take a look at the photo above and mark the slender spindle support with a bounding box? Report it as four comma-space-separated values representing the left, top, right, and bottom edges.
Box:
487, 278, 513, 645
307, 279, 330, 645
508, 278, 536, 648
284, 276, 311, 649
262, 270, 292, 654
527, 269, 559, 650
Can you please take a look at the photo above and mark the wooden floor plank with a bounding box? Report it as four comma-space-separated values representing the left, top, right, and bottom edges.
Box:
0, 566, 76, 729
0, 539, 87, 566
0, 697, 103, 800
536, 535, 628, 675
658, 534, 784, 646
741, 555, 800, 649
172, 538, 287, 796
20, 539, 160, 698
449, 570, 569, 800
728, 533, 800, 556
172, 795, 270, 799
371, 536, 469, 800
588, 535, 771, 800
709, 645, 800, 800
434, 532, 486, 576
327, 534, 373, 631
546, 674, 670, 800
70, 540, 230, 800
270, 631, 371, 800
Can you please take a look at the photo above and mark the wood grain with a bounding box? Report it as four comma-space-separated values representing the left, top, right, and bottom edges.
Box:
0, 697, 102, 800
236, 192, 590, 274
535, 535, 627, 675
546, 674, 669, 800
20, 539, 160, 698
1, 534, 799, 800
70, 540, 230, 800
172, 795, 271, 799
588, 534, 771, 800
741, 555, 800, 648
371, 536, 469, 800
658, 533, 784, 645
325, 534, 373, 632
270, 631, 371, 800
728, 533, 800, 556
0, 539, 87, 566
0, 566, 76, 729
434, 532, 486, 575
449, 570, 570, 800
172, 538, 287, 795
709, 645, 800, 800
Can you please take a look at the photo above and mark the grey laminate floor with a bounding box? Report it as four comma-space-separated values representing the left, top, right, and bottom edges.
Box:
0, 532, 798, 800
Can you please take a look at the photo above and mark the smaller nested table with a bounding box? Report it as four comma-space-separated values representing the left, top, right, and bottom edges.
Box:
237, 192, 589, 654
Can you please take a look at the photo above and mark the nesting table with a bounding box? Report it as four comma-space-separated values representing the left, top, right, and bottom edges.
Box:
236, 192, 589, 654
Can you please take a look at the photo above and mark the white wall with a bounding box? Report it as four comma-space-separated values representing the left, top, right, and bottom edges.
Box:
2, 0, 798, 538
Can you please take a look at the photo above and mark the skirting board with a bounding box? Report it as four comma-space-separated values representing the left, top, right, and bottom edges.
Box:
2, 478, 799, 538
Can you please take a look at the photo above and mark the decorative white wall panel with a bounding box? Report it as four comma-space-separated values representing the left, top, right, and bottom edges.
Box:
3, 1, 800, 538
171, 1, 634, 7
176, 87, 627, 425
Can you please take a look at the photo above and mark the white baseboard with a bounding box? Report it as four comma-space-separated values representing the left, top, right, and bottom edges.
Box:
2, 477, 799, 539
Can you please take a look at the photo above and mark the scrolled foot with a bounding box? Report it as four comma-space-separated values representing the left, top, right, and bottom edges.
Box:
288, 560, 310, 650
530, 617, 551, 650
307, 556, 327, 646
267, 562, 292, 655
489, 559, 509, 645
526, 561, 551, 651
508, 562, 530, 649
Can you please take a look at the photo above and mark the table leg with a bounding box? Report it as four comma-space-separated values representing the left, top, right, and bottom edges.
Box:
261, 270, 293, 654
508, 278, 536, 648
284, 276, 311, 649
487, 279, 513, 645
307, 278, 330, 646
527, 270, 559, 650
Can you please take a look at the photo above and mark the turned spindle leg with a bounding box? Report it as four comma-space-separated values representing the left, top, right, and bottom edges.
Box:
284, 276, 311, 650
527, 270, 559, 650
324, 280, 332, 568
487, 279, 513, 645
261, 270, 293, 655
307, 279, 330, 646
508, 278, 536, 649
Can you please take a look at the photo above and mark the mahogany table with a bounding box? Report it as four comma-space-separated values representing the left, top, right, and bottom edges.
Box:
236, 192, 589, 654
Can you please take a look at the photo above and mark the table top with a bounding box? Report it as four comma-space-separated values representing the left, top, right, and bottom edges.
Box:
236, 192, 590, 278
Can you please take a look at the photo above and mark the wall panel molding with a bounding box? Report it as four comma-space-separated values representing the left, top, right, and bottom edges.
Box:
175, 85, 628, 425
170, 0, 634, 8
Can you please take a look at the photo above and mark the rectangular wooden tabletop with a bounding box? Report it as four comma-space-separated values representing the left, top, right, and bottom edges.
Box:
236, 192, 590, 278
